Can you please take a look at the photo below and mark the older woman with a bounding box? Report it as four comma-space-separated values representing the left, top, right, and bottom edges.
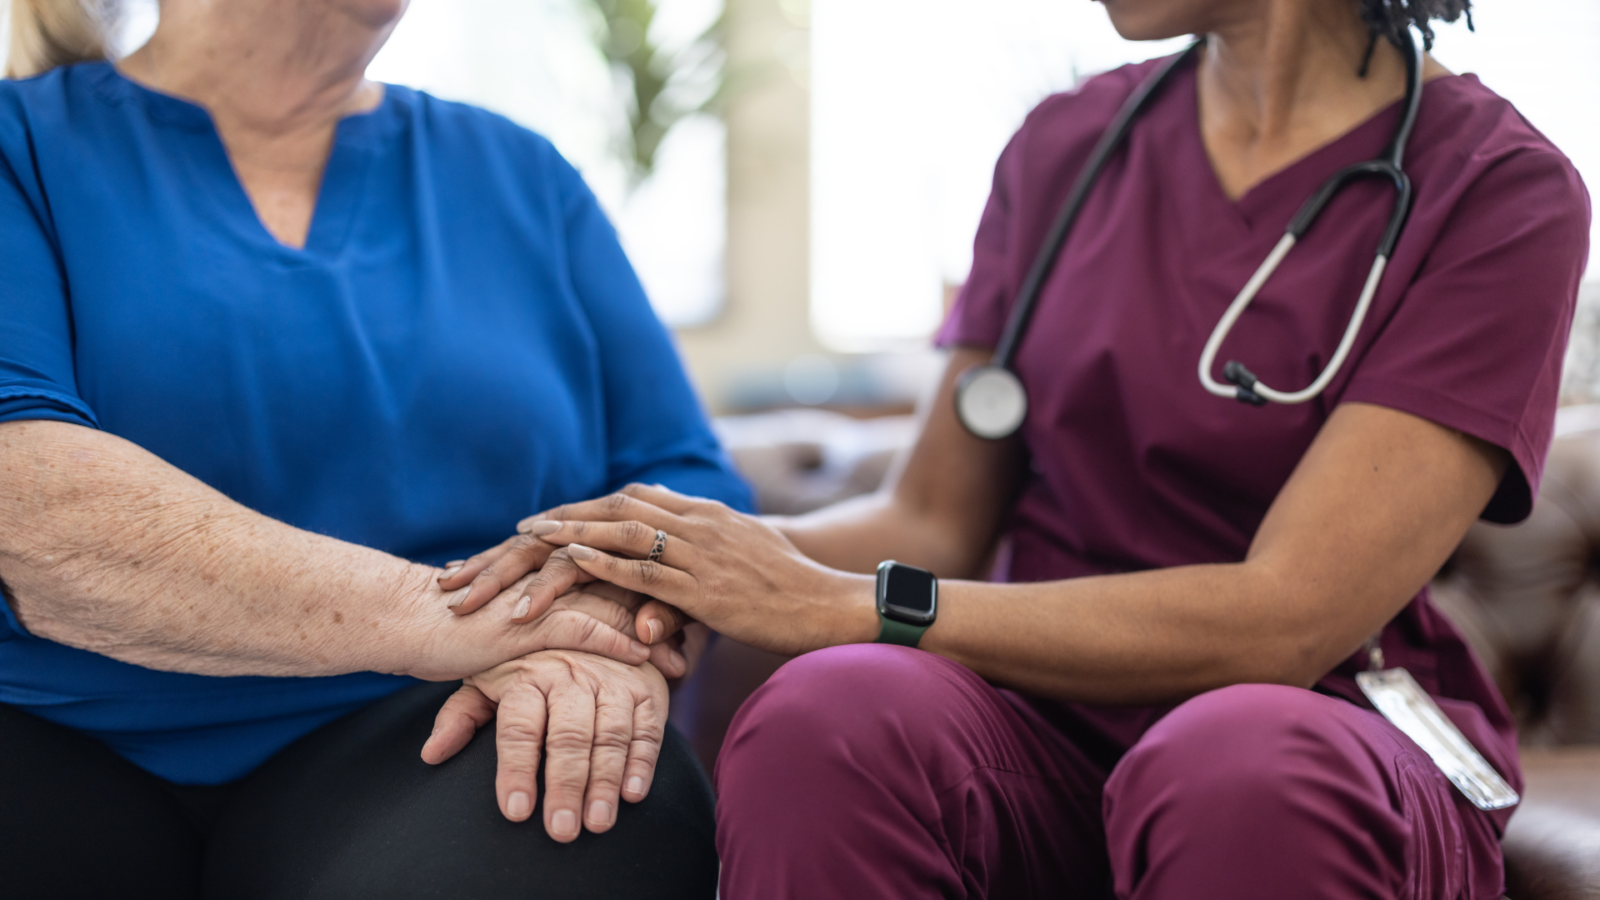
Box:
452, 0, 1593, 897
0, 0, 747, 898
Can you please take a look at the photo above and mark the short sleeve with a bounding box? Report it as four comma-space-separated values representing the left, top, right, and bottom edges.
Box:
1341, 147, 1591, 523
0, 143, 98, 429
555, 161, 755, 513
937, 130, 1024, 350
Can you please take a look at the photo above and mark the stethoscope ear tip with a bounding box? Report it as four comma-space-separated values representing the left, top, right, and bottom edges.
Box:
1223, 361, 1269, 407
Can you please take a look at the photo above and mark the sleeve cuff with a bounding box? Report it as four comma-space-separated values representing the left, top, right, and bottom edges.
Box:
0, 388, 99, 429
1340, 380, 1538, 524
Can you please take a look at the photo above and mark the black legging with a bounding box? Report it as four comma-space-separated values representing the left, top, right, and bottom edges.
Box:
0, 681, 718, 899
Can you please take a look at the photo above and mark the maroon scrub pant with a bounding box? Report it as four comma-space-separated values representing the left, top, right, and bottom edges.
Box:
714, 645, 1508, 899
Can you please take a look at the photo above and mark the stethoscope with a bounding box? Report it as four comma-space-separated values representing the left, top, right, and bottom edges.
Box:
956, 29, 1424, 440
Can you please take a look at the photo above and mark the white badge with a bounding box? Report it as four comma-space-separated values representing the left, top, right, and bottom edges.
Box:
1356, 667, 1519, 811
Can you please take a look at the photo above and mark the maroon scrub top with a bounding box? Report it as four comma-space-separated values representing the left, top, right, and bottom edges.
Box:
938, 52, 1591, 814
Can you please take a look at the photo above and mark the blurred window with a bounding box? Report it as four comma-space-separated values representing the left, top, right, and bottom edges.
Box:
810, 0, 1600, 351
368, 0, 729, 328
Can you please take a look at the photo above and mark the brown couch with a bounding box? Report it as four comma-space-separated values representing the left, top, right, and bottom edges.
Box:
676, 407, 1600, 899
1432, 406, 1600, 898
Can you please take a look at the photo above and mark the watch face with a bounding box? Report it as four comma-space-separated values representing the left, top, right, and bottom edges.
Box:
879, 562, 937, 625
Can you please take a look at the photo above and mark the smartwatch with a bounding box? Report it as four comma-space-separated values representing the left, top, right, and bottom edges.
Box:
875, 561, 938, 648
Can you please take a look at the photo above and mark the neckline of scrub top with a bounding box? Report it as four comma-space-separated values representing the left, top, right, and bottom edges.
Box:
1176, 61, 1473, 234
84, 62, 405, 261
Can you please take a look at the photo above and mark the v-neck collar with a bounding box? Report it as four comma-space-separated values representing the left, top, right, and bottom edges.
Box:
88, 63, 402, 262
1173, 60, 1460, 234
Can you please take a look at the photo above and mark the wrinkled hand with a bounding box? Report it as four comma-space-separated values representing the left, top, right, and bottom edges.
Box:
421, 649, 668, 842
438, 518, 709, 678
511, 484, 876, 656
408, 575, 659, 681
436, 559, 695, 680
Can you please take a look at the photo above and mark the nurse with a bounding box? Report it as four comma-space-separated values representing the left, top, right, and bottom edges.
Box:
449, 0, 1592, 896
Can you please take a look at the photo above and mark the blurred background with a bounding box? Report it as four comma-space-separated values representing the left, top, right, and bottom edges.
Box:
8, 0, 1596, 417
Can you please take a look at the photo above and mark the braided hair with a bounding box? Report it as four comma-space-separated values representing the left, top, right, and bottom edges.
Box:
1355, 0, 1473, 76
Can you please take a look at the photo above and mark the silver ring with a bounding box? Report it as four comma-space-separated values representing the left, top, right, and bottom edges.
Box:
647, 530, 667, 563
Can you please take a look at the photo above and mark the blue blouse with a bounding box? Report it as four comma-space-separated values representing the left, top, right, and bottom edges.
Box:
0, 64, 752, 785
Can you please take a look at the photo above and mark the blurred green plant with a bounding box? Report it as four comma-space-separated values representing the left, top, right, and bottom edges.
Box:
587, 0, 727, 183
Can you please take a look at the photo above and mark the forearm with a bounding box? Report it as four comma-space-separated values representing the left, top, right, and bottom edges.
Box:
909, 562, 1377, 706
0, 421, 555, 679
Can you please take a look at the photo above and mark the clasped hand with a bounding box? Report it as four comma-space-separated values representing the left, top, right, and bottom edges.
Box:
423, 553, 706, 842
447, 483, 876, 658
426, 484, 866, 841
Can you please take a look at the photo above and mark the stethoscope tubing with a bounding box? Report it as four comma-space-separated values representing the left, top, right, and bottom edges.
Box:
990, 42, 1202, 371
1198, 240, 1390, 404
959, 27, 1426, 438
1198, 31, 1421, 405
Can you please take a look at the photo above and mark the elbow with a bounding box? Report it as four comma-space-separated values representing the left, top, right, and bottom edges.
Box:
1250, 625, 1362, 691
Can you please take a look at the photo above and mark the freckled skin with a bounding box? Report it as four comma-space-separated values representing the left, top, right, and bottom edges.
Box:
0, 420, 650, 680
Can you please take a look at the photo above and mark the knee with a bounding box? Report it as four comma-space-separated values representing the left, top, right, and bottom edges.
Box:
715, 645, 966, 793
1105, 684, 1372, 823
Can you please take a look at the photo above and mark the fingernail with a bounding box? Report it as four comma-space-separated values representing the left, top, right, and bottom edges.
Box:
520, 520, 561, 536
630, 640, 649, 656
448, 588, 470, 609
588, 799, 613, 827
439, 565, 462, 581
568, 544, 596, 561
512, 596, 531, 619
646, 619, 662, 643
507, 791, 532, 820
552, 808, 578, 837
626, 776, 644, 797
670, 649, 686, 671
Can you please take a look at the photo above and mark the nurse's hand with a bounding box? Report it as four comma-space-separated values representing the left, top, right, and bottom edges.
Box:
514, 484, 879, 657
420, 650, 668, 841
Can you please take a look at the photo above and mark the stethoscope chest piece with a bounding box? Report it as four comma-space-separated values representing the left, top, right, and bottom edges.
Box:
956, 365, 1028, 440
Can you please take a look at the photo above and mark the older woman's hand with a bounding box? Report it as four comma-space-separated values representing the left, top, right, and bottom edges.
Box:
439, 537, 699, 680
407, 575, 658, 681
420, 648, 668, 842
511, 485, 878, 656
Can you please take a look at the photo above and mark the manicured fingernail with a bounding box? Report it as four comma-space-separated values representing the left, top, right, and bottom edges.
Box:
448, 588, 470, 609
439, 565, 462, 581
552, 809, 578, 837
626, 776, 644, 797
646, 619, 662, 643
512, 596, 532, 619
519, 520, 561, 536
568, 544, 596, 561
507, 791, 532, 819
588, 799, 613, 827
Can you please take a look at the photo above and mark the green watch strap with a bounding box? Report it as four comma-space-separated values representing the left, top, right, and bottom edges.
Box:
875, 615, 930, 648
